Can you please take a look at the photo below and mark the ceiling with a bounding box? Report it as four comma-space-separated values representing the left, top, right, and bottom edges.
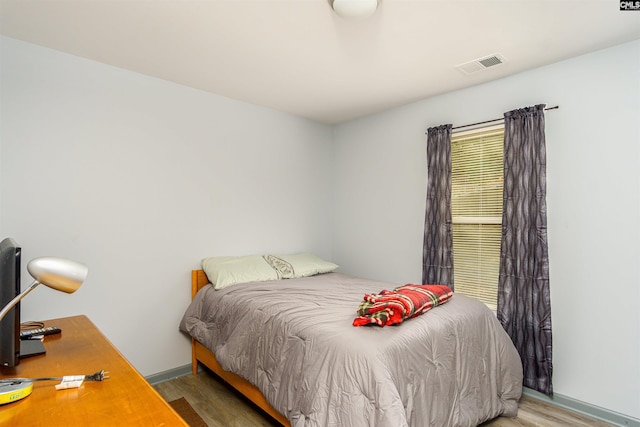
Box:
1, 0, 639, 124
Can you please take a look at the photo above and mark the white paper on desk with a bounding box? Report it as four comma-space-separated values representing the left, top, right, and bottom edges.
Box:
55, 376, 84, 390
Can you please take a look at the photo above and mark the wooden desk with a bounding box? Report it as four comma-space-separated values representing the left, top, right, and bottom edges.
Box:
0, 315, 187, 426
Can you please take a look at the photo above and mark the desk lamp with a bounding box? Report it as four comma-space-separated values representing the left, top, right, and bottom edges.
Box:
0, 257, 88, 404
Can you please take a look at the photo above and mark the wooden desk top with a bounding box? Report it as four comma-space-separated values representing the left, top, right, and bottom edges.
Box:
0, 315, 187, 426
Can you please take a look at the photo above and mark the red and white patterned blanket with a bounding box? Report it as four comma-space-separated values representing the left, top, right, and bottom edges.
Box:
353, 284, 453, 327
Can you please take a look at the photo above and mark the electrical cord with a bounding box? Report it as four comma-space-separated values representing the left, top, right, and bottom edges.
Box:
19, 321, 45, 332
0, 370, 109, 385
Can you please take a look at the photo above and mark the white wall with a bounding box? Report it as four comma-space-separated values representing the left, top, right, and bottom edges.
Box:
332, 40, 640, 419
0, 36, 334, 376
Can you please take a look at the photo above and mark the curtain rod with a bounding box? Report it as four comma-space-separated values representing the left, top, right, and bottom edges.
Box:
449, 105, 559, 131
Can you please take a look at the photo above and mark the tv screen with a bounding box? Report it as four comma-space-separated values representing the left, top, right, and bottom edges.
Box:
0, 237, 21, 367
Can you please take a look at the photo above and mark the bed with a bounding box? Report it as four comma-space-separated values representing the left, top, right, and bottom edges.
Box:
180, 262, 523, 427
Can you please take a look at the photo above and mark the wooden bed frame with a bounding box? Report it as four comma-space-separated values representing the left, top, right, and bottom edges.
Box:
191, 270, 290, 427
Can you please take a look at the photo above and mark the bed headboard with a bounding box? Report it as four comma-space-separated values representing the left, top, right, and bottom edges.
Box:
191, 270, 209, 299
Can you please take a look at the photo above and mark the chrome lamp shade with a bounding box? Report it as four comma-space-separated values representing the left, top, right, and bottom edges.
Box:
0, 257, 88, 322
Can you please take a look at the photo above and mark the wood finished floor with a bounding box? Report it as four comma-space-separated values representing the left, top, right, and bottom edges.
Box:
154, 368, 613, 427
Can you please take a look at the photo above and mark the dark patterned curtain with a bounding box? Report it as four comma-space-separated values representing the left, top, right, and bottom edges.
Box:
422, 124, 454, 288
498, 104, 553, 395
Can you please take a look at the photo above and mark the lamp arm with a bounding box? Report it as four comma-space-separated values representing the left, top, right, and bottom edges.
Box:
0, 280, 41, 323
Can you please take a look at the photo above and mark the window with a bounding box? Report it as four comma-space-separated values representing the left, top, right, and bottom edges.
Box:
450, 125, 504, 310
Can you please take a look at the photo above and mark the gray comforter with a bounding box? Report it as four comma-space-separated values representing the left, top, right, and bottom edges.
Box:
180, 273, 522, 427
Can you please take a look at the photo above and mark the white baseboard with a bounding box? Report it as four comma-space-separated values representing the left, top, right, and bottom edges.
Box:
523, 388, 639, 427
145, 363, 193, 386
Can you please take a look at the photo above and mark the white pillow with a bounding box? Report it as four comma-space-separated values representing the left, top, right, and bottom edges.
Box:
202, 255, 279, 290
266, 253, 338, 279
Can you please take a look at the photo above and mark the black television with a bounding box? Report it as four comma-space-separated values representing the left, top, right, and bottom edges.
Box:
0, 237, 21, 367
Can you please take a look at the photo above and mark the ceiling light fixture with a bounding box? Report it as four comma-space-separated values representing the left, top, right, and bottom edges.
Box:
332, 0, 379, 19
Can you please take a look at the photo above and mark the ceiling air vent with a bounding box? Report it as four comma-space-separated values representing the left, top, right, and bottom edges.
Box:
456, 54, 506, 75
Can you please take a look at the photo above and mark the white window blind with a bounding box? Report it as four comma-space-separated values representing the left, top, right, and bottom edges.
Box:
451, 125, 504, 310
